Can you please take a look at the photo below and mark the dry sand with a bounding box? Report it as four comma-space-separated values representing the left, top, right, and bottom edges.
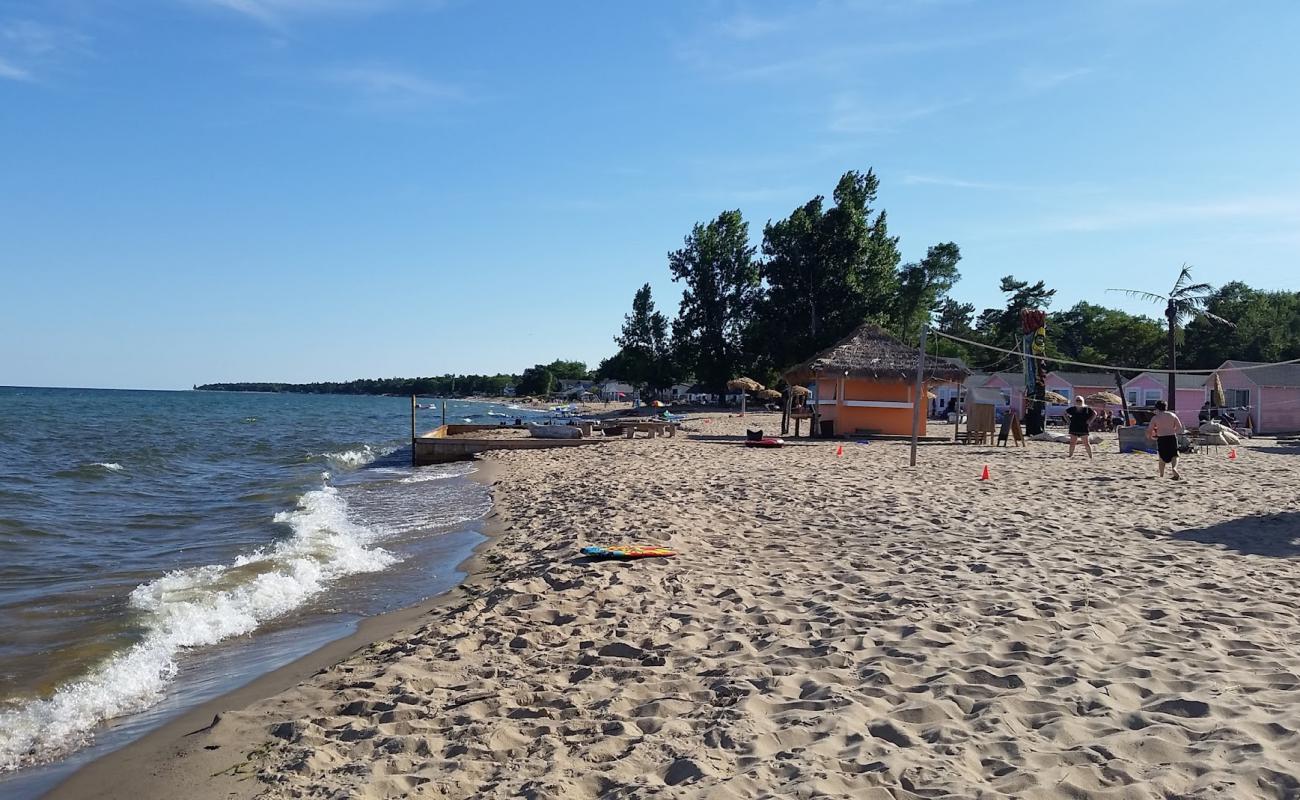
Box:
52, 413, 1300, 799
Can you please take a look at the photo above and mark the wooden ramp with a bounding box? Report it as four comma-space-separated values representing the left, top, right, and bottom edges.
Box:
414, 424, 603, 465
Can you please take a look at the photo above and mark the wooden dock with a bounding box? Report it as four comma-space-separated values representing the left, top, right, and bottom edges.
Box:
413, 424, 604, 465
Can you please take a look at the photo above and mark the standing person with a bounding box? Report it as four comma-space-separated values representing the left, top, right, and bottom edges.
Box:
1147, 399, 1184, 480
1064, 396, 1095, 458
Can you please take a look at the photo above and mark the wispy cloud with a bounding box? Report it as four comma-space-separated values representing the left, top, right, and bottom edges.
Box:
1040, 196, 1300, 233
828, 93, 968, 134
197, 0, 431, 25
903, 174, 1007, 190
0, 54, 31, 81
1020, 65, 1094, 92
323, 64, 463, 109
716, 12, 786, 41
0, 19, 90, 82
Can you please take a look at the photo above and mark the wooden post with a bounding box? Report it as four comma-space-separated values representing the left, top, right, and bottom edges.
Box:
410, 395, 417, 467
740, 392, 746, 417
441, 399, 447, 428
910, 327, 928, 467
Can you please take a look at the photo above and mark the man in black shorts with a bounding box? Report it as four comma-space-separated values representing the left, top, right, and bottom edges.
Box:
1064, 396, 1095, 459
1146, 399, 1184, 480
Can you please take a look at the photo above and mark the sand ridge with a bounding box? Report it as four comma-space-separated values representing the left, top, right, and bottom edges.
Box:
73, 413, 1300, 798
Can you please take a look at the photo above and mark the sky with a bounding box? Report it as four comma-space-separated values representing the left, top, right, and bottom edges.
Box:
3, 0, 1298, 389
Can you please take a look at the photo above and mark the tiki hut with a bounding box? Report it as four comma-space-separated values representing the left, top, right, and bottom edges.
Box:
783, 323, 969, 437
727, 377, 765, 415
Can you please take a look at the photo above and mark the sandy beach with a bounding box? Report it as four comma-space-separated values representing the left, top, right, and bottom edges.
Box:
50, 412, 1300, 799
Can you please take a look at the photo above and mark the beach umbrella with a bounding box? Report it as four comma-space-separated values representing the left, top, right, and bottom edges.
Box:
756, 388, 782, 401
788, 385, 811, 398
1211, 372, 1226, 408
925, 390, 937, 400
1085, 391, 1123, 406
1043, 390, 1069, 404
727, 377, 763, 416
726, 377, 764, 393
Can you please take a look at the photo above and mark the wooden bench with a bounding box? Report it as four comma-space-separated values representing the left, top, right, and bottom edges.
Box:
622, 421, 677, 439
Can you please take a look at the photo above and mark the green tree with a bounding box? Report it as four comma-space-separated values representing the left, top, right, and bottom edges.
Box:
515, 365, 555, 397
933, 298, 976, 361
607, 283, 677, 394
757, 169, 901, 369
974, 276, 1056, 349
544, 359, 589, 380
893, 242, 962, 342
1184, 283, 1300, 368
1049, 302, 1165, 368
1109, 265, 1233, 411
669, 210, 760, 400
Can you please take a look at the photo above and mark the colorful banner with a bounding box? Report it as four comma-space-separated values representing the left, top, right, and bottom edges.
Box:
1021, 310, 1047, 397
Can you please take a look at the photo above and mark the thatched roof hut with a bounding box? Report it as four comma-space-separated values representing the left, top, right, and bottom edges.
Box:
726, 377, 764, 393
784, 324, 969, 384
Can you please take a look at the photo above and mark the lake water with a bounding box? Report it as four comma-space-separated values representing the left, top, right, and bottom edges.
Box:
0, 387, 542, 795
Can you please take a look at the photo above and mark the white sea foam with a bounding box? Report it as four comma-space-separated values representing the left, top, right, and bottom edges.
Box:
0, 485, 396, 772
399, 463, 475, 484
92, 462, 124, 471
320, 444, 391, 469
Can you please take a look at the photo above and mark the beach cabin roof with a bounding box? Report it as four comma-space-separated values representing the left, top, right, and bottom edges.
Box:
1219, 360, 1300, 387
784, 323, 970, 383
1048, 371, 1114, 387
1126, 372, 1208, 390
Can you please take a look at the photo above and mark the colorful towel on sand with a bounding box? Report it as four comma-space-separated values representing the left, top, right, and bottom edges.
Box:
581, 545, 676, 560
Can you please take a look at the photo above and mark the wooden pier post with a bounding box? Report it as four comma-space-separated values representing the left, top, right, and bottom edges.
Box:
410, 395, 417, 467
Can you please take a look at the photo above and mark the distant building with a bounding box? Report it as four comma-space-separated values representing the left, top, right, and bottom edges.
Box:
502, 384, 517, 397
596, 380, 634, 400
1045, 371, 1117, 405
556, 379, 594, 395
1122, 373, 1207, 426
1210, 360, 1300, 433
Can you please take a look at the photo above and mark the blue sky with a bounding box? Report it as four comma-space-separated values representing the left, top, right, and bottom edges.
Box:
3, 1, 1298, 389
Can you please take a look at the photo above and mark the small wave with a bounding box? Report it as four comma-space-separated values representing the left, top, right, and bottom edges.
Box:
399, 463, 475, 484
93, 462, 124, 472
317, 444, 392, 470
0, 485, 396, 772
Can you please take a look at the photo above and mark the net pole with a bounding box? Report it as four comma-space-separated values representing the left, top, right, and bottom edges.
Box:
910, 326, 928, 467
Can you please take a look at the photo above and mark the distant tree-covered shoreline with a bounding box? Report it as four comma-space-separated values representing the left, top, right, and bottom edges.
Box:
195, 374, 521, 397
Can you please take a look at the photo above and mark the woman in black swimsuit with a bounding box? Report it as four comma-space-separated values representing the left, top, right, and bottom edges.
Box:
1063, 396, 1095, 459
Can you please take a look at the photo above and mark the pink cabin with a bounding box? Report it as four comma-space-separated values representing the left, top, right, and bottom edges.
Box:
1046, 371, 1119, 405
1123, 372, 1208, 426
983, 372, 1026, 411
953, 372, 1024, 414
1213, 361, 1300, 434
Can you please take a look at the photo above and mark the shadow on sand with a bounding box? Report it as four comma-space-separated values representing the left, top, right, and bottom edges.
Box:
1171, 511, 1300, 558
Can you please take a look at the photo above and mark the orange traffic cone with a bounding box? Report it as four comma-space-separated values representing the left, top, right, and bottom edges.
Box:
1229, 448, 1237, 460
980, 464, 990, 481
836, 444, 843, 457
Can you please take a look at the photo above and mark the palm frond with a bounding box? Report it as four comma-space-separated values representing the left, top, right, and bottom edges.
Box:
1173, 282, 1213, 298
1106, 287, 1168, 304
1196, 309, 1237, 328
1170, 265, 1194, 294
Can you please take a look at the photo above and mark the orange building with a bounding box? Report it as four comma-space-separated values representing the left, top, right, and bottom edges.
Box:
783, 323, 969, 437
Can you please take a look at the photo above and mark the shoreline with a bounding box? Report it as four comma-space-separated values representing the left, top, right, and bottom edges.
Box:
40, 415, 1300, 798
42, 458, 507, 800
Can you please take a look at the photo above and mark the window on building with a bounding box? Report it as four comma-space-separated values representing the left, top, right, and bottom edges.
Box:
1229, 388, 1251, 408
1144, 390, 1162, 406
1126, 390, 1139, 405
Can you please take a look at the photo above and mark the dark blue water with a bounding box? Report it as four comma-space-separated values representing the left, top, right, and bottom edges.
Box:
0, 387, 539, 788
